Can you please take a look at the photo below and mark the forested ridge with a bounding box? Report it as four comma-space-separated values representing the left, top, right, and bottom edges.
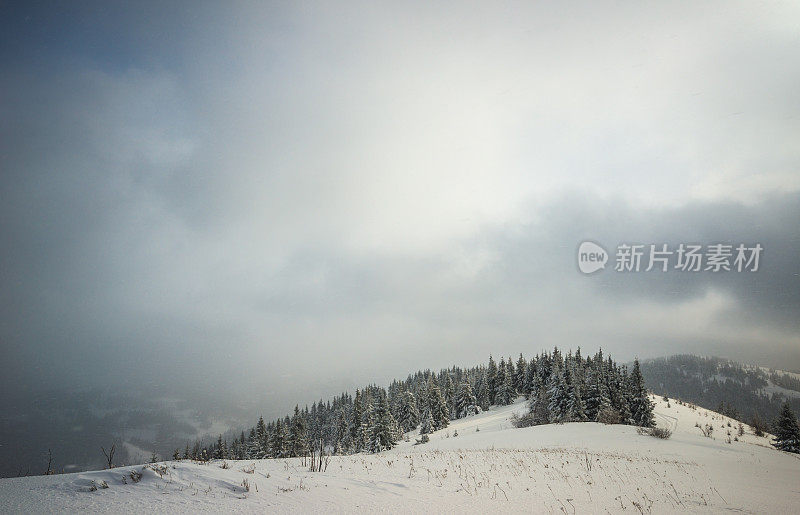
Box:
180, 348, 654, 461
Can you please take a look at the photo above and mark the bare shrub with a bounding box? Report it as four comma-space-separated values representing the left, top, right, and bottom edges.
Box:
308, 438, 330, 472
637, 426, 672, 439
101, 444, 116, 469
650, 427, 672, 439
511, 412, 535, 428
147, 463, 169, 478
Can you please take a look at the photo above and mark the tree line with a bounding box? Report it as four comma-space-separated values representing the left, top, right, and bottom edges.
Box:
175, 347, 655, 461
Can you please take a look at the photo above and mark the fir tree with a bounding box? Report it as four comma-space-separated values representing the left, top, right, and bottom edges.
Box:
369, 392, 397, 453
475, 372, 490, 411
499, 368, 515, 405
419, 408, 433, 435
495, 359, 512, 405
398, 390, 420, 432
628, 359, 655, 427
772, 402, 800, 453
358, 400, 374, 452
254, 416, 268, 458
547, 362, 569, 422
528, 381, 550, 425
334, 408, 350, 454
487, 356, 498, 405
565, 364, 587, 421
515, 354, 527, 394
506, 357, 515, 389
584, 361, 611, 421
427, 377, 449, 430
289, 405, 309, 457
523, 359, 537, 399
443, 374, 455, 419
455, 381, 478, 418
245, 428, 258, 459
351, 390, 363, 446
607, 362, 632, 423
270, 418, 288, 458
214, 435, 226, 459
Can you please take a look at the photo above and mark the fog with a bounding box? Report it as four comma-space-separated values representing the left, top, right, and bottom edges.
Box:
2, 1, 799, 419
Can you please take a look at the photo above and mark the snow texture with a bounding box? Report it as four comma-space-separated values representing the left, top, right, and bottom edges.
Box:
1, 396, 798, 513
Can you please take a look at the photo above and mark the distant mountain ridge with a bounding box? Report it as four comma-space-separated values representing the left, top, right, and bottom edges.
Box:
639, 354, 800, 426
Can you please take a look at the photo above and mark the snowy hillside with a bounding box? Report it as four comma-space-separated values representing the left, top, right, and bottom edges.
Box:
640, 355, 800, 425
2, 395, 798, 513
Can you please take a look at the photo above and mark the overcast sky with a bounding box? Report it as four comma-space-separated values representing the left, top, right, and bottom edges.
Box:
1, 1, 799, 405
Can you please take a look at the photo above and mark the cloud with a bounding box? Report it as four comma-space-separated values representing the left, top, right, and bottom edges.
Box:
1, 2, 799, 403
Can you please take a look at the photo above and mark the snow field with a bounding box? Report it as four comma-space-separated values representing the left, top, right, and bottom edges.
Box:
1, 395, 798, 513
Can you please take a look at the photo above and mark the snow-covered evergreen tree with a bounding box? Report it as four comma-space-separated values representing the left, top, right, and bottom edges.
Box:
351, 390, 363, 447
427, 377, 449, 430
398, 390, 420, 432
358, 397, 375, 452
289, 406, 309, 457
523, 359, 537, 399
565, 363, 587, 421
455, 380, 478, 418
547, 362, 569, 422
443, 374, 455, 419
487, 355, 498, 405
584, 361, 611, 421
270, 418, 288, 458
505, 357, 515, 386
528, 383, 550, 425
515, 353, 527, 394
369, 392, 397, 453
213, 435, 225, 459
607, 361, 632, 423
772, 402, 800, 453
475, 372, 490, 411
252, 416, 267, 458
495, 359, 515, 405
334, 408, 350, 454
628, 359, 654, 427
419, 408, 433, 435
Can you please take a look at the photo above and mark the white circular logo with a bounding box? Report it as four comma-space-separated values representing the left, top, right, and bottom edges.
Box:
578, 241, 608, 274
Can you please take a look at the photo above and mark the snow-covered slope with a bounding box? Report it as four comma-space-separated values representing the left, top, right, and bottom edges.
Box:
2, 396, 798, 513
